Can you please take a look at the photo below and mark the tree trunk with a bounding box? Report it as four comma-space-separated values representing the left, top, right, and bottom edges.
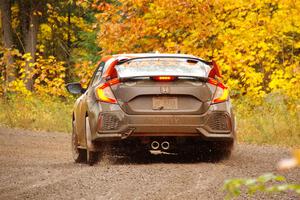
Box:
66, 1, 73, 83
24, 12, 39, 91
0, 0, 14, 83
18, 0, 29, 53
22, 0, 40, 91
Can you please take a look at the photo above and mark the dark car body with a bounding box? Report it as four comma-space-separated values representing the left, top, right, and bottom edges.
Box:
67, 53, 236, 165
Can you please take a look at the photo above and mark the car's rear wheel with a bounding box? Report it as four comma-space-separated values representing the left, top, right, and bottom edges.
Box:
72, 120, 86, 163
85, 116, 99, 165
86, 150, 98, 165
220, 141, 234, 158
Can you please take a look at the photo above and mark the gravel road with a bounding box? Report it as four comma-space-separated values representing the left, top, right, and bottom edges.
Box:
0, 127, 299, 200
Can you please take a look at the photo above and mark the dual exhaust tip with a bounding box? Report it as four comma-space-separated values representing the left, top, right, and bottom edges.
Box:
151, 141, 170, 150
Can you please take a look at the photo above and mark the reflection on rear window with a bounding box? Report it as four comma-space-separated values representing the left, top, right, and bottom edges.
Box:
115, 58, 211, 78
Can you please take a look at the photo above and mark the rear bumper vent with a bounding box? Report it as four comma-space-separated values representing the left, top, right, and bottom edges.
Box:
206, 112, 231, 132
102, 114, 120, 130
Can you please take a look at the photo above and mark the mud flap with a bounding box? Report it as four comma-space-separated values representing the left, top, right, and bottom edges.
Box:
85, 117, 96, 152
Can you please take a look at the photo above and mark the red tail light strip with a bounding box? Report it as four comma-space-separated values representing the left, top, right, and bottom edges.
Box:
153, 76, 176, 81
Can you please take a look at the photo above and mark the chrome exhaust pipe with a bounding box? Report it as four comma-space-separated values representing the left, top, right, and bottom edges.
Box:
151, 141, 160, 150
161, 141, 170, 150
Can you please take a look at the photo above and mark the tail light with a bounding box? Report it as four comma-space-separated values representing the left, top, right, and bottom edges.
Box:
95, 78, 119, 104
153, 76, 176, 81
208, 78, 229, 104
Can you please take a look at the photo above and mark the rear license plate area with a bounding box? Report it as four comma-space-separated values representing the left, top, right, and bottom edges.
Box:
152, 97, 178, 110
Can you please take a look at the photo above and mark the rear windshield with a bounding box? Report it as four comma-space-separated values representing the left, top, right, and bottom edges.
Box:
115, 58, 211, 78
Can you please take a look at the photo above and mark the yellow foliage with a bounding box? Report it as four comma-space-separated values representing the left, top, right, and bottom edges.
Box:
74, 61, 95, 88
33, 54, 67, 97
97, 0, 300, 104
1, 0, 300, 106
0, 48, 67, 97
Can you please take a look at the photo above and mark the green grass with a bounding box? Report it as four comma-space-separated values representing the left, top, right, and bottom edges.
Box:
234, 95, 300, 148
0, 95, 73, 133
0, 93, 299, 147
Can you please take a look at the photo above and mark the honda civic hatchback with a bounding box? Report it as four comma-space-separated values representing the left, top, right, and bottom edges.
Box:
67, 53, 236, 165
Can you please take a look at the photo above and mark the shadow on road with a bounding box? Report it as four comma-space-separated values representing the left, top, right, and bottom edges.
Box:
97, 151, 228, 166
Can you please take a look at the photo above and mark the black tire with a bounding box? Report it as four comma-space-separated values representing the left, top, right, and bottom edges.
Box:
219, 141, 234, 159
85, 116, 100, 166
86, 150, 99, 166
72, 121, 87, 163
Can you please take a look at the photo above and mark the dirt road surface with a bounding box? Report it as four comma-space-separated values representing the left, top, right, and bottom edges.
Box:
0, 127, 299, 200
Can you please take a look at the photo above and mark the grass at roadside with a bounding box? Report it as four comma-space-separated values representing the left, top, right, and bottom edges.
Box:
234, 95, 300, 148
0, 94, 299, 147
0, 95, 73, 133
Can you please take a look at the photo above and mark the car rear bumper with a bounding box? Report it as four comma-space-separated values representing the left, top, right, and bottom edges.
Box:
93, 102, 235, 141
95, 128, 234, 141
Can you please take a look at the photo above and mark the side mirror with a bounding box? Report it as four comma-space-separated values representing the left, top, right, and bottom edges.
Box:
66, 82, 86, 95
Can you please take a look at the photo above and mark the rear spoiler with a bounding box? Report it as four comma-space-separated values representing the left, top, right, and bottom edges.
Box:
208, 60, 222, 78
117, 56, 212, 65
103, 56, 222, 80
119, 75, 209, 82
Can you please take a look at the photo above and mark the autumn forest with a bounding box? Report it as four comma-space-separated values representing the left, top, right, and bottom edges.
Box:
0, 0, 299, 147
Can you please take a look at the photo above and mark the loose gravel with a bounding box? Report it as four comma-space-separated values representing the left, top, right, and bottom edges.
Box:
0, 127, 299, 200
